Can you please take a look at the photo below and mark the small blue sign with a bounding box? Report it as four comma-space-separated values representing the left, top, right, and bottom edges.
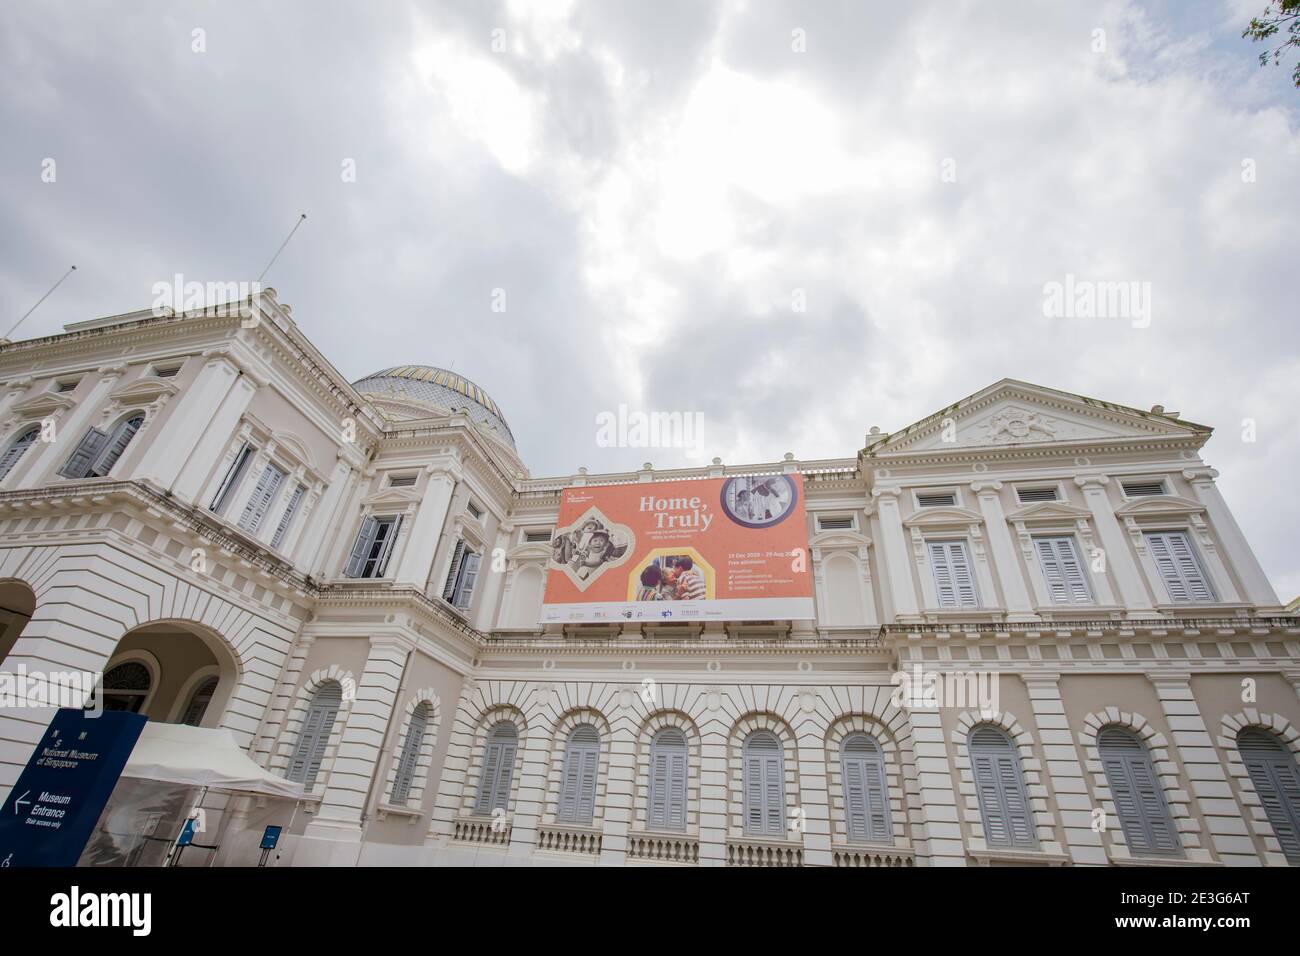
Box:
176, 817, 196, 847
0, 709, 147, 866
260, 825, 282, 850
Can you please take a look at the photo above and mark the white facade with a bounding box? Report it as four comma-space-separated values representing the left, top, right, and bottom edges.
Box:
0, 289, 1296, 867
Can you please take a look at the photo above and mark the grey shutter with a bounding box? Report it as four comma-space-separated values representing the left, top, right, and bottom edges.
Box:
1098, 727, 1182, 857
287, 681, 342, 787
1238, 730, 1300, 864
842, 733, 891, 843
743, 730, 785, 837
442, 540, 466, 600
1144, 531, 1216, 603
344, 516, 378, 578
58, 426, 109, 479
91, 415, 143, 476
375, 514, 403, 576
474, 721, 518, 815
928, 540, 978, 608
648, 728, 687, 831
1035, 535, 1091, 604
211, 443, 253, 512
0, 427, 40, 481
454, 550, 481, 609
391, 703, 431, 806
238, 463, 285, 533
180, 676, 218, 727
271, 483, 307, 549
558, 724, 600, 824
969, 726, 1037, 849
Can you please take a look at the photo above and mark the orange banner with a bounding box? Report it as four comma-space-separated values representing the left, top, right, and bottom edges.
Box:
541, 474, 814, 623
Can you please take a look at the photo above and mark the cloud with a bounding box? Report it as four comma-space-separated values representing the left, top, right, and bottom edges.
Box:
0, 0, 1296, 598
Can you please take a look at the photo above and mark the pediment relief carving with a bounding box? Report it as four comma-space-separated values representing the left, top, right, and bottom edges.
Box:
901, 506, 984, 527
1114, 494, 1204, 517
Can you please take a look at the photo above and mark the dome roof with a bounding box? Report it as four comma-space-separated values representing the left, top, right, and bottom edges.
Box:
352, 365, 516, 449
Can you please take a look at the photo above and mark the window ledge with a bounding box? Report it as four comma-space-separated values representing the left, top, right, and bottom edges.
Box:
1109, 853, 1220, 867
375, 803, 423, 823
968, 847, 1072, 866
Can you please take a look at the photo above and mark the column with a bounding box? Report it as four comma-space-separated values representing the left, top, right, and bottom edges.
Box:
426, 679, 480, 846
305, 635, 409, 839
795, 728, 833, 866
298, 457, 355, 577
473, 523, 513, 632
0, 377, 32, 426
1148, 674, 1257, 865
1184, 468, 1280, 608
970, 481, 1037, 620
506, 691, 551, 858
393, 467, 457, 587
596, 715, 638, 865
696, 715, 729, 866
254, 634, 315, 768
871, 485, 921, 622
15, 365, 124, 488
906, 709, 967, 865
1023, 675, 1106, 864
171, 366, 260, 505
1074, 475, 1158, 617
136, 352, 242, 495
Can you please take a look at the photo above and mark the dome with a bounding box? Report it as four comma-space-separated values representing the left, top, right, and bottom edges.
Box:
352, 365, 516, 449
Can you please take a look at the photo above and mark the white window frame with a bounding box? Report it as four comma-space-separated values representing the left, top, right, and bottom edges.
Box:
1143, 528, 1218, 604
1031, 533, 1094, 606
1119, 477, 1168, 499
1014, 482, 1063, 504
913, 487, 960, 509
816, 513, 858, 532
925, 537, 981, 609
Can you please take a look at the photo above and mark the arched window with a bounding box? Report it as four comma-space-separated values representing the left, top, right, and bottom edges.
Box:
100, 661, 152, 713
1238, 729, 1300, 864
474, 721, 519, 815
743, 729, 786, 837
557, 724, 600, 824
0, 426, 40, 482
969, 725, 1037, 849
1098, 727, 1182, 857
647, 727, 687, 831
287, 681, 343, 789
841, 733, 891, 843
59, 413, 145, 479
180, 675, 218, 727
391, 702, 432, 806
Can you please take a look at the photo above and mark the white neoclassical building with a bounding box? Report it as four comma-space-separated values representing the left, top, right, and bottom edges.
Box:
0, 288, 1296, 868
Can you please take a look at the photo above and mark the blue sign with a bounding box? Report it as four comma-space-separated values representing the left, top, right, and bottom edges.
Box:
0, 709, 146, 867
260, 825, 282, 850
176, 817, 196, 847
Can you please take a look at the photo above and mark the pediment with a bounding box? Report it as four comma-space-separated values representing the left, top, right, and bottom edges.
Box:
1114, 495, 1204, 517
809, 529, 872, 550
10, 390, 77, 419
362, 487, 422, 508
901, 506, 984, 527
109, 376, 179, 406
1004, 501, 1093, 522
868, 380, 1209, 457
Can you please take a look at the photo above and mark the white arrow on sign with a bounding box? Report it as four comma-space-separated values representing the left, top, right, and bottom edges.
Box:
13, 791, 30, 815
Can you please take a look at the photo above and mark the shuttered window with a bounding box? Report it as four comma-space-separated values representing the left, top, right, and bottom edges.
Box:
59, 415, 144, 479
841, 733, 891, 843
270, 483, 307, 549
474, 721, 519, 815
391, 702, 432, 806
647, 727, 688, 831
238, 463, 285, 533
180, 676, 218, 727
1144, 531, 1216, 603
442, 540, 481, 610
1121, 480, 1166, 497
916, 491, 957, 507
557, 724, 601, 824
1016, 486, 1059, 503
1033, 535, 1093, 604
927, 539, 980, 608
1098, 727, 1182, 857
210, 443, 253, 513
0, 427, 40, 482
343, 514, 403, 578
1237, 729, 1300, 864
287, 681, 342, 789
969, 726, 1037, 849
743, 730, 786, 837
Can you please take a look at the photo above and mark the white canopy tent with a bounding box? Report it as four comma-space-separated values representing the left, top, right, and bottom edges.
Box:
122, 722, 303, 799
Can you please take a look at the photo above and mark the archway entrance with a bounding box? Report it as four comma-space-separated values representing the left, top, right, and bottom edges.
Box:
98, 622, 238, 727
0, 580, 36, 665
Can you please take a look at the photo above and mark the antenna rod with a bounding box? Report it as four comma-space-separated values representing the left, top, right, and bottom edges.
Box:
4, 265, 77, 341
256, 213, 307, 284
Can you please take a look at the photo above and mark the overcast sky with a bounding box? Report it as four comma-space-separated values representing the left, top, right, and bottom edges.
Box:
1, 0, 1297, 598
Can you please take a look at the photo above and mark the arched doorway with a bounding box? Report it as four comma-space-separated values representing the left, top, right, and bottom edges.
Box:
96, 621, 239, 727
